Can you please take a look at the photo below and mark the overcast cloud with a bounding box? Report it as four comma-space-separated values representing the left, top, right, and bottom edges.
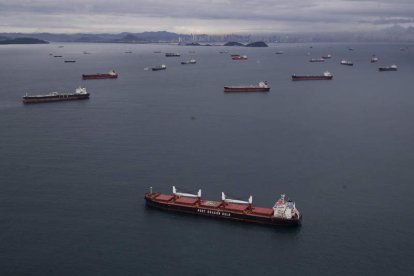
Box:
0, 0, 413, 33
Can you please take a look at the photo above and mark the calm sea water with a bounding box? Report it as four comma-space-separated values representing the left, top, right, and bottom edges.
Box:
1, 42, 414, 275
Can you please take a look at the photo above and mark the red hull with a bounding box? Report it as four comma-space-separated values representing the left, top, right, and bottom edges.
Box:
145, 192, 301, 227
82, 74, 118, 80
232, 57, 248, 60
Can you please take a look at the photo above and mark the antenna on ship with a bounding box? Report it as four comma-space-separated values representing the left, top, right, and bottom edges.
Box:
150, 186, 152, 194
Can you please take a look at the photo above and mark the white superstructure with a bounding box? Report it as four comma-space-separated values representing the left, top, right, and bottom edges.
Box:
273, 194, 300, 219
75, 87, 88, 94
258, 81, 269, 88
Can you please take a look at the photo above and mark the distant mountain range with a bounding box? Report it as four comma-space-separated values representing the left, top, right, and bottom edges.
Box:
0, 37, 48, 44
1, 26, 413, 44
0, 31, 185, 43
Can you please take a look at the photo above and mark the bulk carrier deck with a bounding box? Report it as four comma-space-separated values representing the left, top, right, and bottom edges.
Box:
145, 187, 301, 227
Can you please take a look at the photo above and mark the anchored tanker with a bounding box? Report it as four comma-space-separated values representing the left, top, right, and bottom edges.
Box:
82, 70, 118, 80
292, 71, 333, 81
145, 186, 302, 227
379, 64, 398, 71
22, 87, 89, 104
224, 81, 270, 93
231, 54, 248, 60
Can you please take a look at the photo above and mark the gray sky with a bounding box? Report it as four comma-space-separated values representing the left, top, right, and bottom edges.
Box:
0, 0, 413, 34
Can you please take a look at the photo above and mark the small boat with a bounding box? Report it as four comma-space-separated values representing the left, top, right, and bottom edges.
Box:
379, 65, 397, 71
124, 51, 132, 54
322, 54, 332, 59
181, 59, 196, 65
22, 87, 89, 104
340, 59, 353, 66
53, 55, 62, 58
371, 55, 379, 63
64, 60, 76, 63
224, 81, 270, 92
232, 55, 248, 60
309, 58, 325, 62
153, 51, 162, 53
165, 53, 180, 57
152, 64, 167, 71
275, 51, 284, 54
292, 71, 333, 81
82, 70, 118, 80
145, 186, 301, 227
58, 45, 64, 48
219, 51, 228, 54
83, 51, 91, 55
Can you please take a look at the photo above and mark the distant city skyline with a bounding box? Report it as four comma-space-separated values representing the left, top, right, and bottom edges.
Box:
0, 0, 413, 34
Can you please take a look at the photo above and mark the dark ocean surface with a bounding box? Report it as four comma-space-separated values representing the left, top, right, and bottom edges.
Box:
1, 42, 414, 275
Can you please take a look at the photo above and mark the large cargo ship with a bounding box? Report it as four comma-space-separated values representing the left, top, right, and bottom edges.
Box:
379, 64, 397, 71
181, 59, 197, 65
82, 70, 118, 80
152, 64, 167, 71
232, 54, 248, 60
292, 71, 333, 81
309, 58, 325, 62
22, 87, 89, 104
340, 59, 353, 66
224, 81, 270, 92
145, 186, 301, 227
165, 53, 180, 57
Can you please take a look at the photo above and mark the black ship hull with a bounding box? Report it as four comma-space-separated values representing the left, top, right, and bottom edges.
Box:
379, 68, 397, 71
224, 87, 270, 93
145, 195, 301, 227
23, 94, 90, 104
292, 76, 333, 81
